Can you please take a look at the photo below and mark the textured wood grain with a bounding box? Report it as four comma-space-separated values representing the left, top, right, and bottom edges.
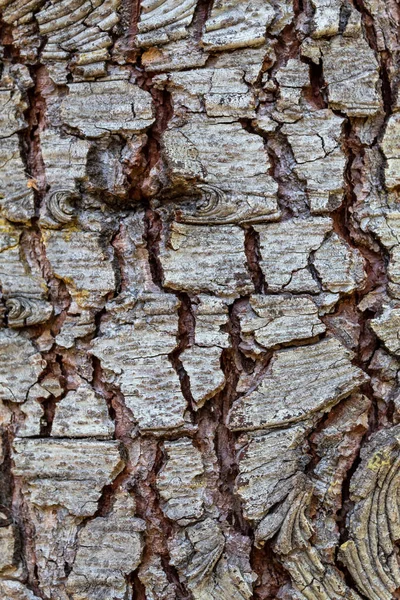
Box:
0, 0, 399, 598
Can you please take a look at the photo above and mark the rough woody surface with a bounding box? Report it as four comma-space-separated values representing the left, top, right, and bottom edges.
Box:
0, 0, 399, 599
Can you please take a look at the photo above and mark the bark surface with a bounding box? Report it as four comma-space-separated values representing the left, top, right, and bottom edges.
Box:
0, 0, 399, 598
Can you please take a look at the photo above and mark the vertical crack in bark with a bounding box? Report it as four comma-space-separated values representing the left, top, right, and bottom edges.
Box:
244, 227, 266, 294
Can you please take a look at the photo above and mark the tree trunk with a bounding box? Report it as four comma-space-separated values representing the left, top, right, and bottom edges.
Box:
0, 0, 399, 598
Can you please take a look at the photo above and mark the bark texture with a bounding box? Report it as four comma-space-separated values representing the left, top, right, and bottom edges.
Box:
0, 0, 399, 598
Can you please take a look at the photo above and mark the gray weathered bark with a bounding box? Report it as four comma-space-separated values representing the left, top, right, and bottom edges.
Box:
0, 0, 399, 598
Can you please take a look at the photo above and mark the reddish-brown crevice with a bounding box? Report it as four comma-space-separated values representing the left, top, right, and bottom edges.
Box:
133, 438, 193, 599
129, 71, 174, 200
353, 0, 396, 121
20, 65, 49, 216
251, 544, 290, 600
302, 57, 328, 109
240, 119, 309, 218
168, 292, 196, 411
144, 206, 165, 289
244, 227, 266, 294
128, 567, 147, 599
190, 0, 214, 40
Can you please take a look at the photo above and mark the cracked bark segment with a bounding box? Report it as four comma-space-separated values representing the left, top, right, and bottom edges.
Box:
0, 0, 43, 62
40, 129, 90, 190
312, 393, 370, 520
381, 113, 400, 190
0, 136, 35, 223
37, 0, 121, 82
42, 227, 115, 310
181, 295, 228, 407
160, 223, 253, 296
273, 484, 362, 600
156, 437, 206, 524
201, 0, 276, 51
155, 67, 256, 120
0, 519, 16, 575
0, 221, 49, 309
169, 519, 255, 599
305, 18, 382, 116
92, 293, 188, 431
229, 337, 368, 431
281, 110, 346, 214
253, 217, 332, 292
310, 0, 343, 38
162, 119, 279, 219
136, 0, 197, 47
0, 330, 46, 403
235, 425, 310, 526
239, 295, 326, 354
313, 233, 367, 293
12, 438, 124, 514
60, 80, 155, 138
138, 555, 177, 600
370, 304, 400, 356
66, 491, 145, 600
0, 87, 27, 138
0, 581, 42, 600
51, 383, 114, 438
339, 425, 400, 600
182, 345, 226, 407
362, 0, 400, 55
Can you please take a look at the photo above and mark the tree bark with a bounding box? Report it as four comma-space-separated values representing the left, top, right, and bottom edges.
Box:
0, 0, 399, 598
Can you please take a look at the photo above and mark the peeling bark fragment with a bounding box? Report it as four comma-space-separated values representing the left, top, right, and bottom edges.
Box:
253, 217, 332, 292
60, 79, 155, 138
52, 383, 114, 438
313, 233, 367, 293
160, 223, 253, 296
312, 394, 370, 513
339, 425, 400, 600
235, 424, 310, 525
66, 491, 145, 600
229, 337, 368, 431
239, 294, 326, 354
169, 518, 255, 599
92, 293, 188, 431
156, 437, 206, 524
0, 330, 45, 403
274, 485, 362, 600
